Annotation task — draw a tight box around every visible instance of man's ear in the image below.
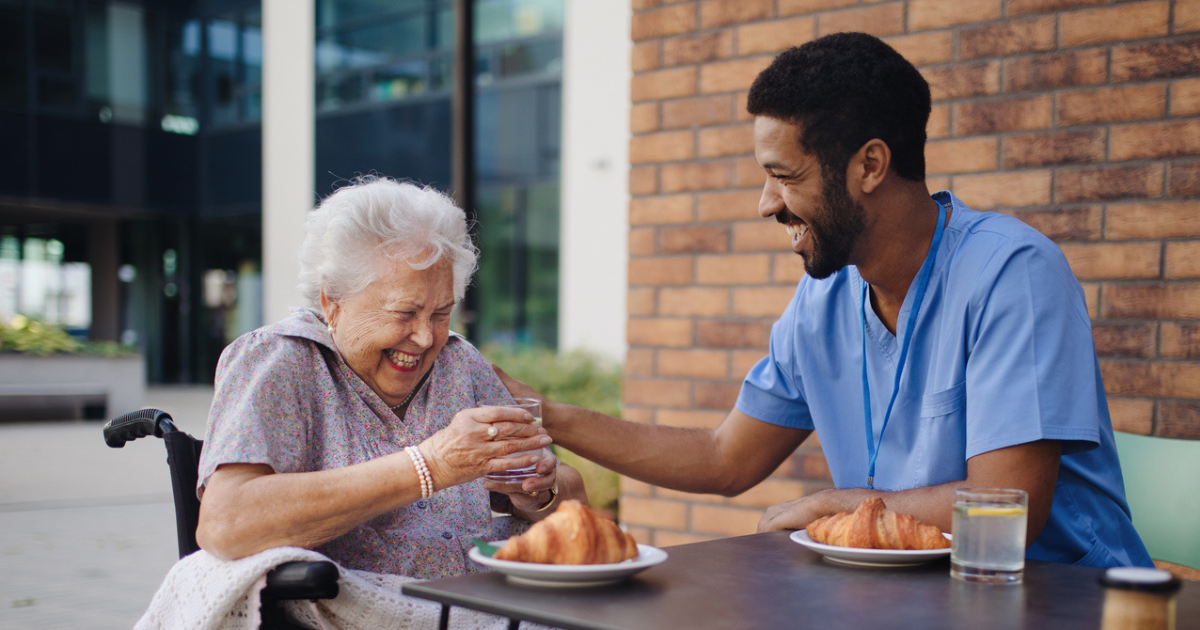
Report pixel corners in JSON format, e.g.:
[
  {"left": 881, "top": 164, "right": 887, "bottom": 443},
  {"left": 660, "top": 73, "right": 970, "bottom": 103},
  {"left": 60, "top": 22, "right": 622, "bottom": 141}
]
[{"left": 849, "top": 139, "right": 891, "bottom": 195}]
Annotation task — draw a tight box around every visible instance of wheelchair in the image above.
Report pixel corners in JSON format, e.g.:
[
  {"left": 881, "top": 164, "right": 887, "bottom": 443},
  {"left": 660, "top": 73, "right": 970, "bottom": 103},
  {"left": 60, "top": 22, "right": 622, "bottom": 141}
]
[{"left": 103, "top": 408, "right": 339, "bottom": 629}]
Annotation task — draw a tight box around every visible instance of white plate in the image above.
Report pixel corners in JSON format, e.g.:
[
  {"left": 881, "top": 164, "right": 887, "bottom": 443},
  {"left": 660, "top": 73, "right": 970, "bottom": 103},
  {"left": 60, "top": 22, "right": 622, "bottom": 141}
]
[
  {"left": 790, "top": 530, "right": 952, "bottom": 568},
  {"left": 468, "top": 542, "right": 668, "bottom": 587}
]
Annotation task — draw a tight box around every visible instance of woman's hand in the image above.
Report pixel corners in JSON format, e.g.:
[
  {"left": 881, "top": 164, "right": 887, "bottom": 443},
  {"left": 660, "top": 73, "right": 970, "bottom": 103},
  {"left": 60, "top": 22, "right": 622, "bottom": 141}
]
[{"left": 420, "top": 405, "right": 552, "bottom": 490}]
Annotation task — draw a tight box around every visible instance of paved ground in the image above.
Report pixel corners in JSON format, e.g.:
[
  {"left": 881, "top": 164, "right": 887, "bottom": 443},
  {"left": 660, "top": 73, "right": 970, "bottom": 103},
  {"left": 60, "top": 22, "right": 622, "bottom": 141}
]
[{"left": 0, "top": 386, "right": 215, "bottom": 630}]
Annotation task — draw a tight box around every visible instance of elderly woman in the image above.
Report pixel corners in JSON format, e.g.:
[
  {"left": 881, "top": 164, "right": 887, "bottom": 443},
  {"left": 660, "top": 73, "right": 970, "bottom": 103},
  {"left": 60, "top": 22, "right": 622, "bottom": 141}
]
[{"left": 195, "top": 176, "right": 585, "bottom": 580}]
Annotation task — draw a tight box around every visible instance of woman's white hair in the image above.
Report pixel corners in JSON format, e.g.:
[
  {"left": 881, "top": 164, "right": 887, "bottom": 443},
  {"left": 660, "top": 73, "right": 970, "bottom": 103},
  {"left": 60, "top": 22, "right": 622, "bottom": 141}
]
[{"left": 297, "top": 176, "right": 479, "bottom": 306}]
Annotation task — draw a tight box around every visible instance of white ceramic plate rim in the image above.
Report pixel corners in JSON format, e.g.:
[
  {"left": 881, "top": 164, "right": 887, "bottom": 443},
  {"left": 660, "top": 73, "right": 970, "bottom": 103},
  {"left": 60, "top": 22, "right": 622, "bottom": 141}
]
[
  {"left": 468, "top": 542, "right": 668, "bottom": 584},
  {"left": 790, "top": 530, "right": 952, "bottom": 566}
]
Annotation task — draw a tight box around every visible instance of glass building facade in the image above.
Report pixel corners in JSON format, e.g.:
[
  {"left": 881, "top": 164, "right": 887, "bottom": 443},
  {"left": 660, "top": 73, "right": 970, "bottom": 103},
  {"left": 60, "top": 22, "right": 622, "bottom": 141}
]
[{"left": 0, "top": 0, "right": 563, "bottom": 383}]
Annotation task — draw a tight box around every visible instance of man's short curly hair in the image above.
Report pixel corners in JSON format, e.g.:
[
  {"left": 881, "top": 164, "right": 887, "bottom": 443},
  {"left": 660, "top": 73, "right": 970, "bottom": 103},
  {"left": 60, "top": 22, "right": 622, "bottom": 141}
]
[{"left": 746, "top": 32, "right": 931, "bottom": 182}]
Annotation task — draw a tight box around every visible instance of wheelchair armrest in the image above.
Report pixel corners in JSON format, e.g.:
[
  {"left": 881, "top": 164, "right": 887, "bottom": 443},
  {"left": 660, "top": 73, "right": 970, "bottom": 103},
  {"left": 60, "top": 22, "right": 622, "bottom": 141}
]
[{"left": 262, "top": 561, "right": 340, "bottom": 602}]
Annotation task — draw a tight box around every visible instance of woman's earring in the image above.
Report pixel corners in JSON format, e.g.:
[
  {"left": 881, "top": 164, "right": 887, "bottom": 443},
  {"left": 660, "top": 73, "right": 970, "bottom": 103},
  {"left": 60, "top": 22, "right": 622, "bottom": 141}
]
[{"left": 327, "top": 325, "right": 335, "bottom": 336}]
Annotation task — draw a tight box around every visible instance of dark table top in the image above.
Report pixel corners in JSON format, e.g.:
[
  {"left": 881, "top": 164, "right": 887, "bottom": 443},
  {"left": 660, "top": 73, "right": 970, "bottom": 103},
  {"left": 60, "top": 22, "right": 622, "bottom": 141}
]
[{"left": 403, "top": 531, "right": 1200, "bottom": 630}]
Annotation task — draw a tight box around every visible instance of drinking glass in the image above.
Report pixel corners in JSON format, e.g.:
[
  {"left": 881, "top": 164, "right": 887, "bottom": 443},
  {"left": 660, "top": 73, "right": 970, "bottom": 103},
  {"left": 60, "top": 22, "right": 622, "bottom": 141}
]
[
  {"left": 479, "top": 397, "right": 543, "bottom": 481},
  {"left": 951, "top": 487, "right": 1028, "bottom": 584}
]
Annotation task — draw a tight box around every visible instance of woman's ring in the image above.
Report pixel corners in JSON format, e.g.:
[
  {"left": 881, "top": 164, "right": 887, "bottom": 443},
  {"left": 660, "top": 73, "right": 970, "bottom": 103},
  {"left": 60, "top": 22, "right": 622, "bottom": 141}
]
[
  {"left": 529, "top": 490, "right": 538, "bottom": 497},
  {"left": 486, "top": 426, "right": 499, "bottom": 439}
]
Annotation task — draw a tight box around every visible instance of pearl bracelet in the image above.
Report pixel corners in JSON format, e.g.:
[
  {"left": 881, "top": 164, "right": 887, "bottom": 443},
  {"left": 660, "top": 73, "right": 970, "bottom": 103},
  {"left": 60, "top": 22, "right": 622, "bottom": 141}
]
[{"left": 405, "top": 445, "right": 434, "bottom": 499}]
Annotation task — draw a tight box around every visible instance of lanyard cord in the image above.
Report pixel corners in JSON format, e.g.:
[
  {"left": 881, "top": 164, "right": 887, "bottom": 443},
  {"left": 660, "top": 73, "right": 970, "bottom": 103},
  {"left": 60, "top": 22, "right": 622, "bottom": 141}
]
[{"left": 860, "top": 200, "right": 947, "bottom": 489}]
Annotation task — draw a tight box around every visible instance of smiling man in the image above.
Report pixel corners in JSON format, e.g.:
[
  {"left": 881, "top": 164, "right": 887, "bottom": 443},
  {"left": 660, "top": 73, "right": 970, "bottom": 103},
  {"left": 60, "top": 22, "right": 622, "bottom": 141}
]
[{"left": 499, "top": 32, "right": 1152, "bottom": 568}]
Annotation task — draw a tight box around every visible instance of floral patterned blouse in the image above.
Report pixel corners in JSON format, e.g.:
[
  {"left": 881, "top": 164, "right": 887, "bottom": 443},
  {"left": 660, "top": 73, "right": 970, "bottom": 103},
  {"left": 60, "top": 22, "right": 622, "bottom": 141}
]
[{"left": 197, "top": 308, "right": 528, "bottom": 580}]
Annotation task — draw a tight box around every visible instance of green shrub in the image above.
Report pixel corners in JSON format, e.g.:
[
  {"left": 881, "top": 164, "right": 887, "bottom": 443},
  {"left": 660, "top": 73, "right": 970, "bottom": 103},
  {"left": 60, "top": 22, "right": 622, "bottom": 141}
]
[
  {"left": 481, "top": 344, "right": 622, "bottom": 513},
  {"left": 0, "top": 315, "right": 138, "bottom": 357}
]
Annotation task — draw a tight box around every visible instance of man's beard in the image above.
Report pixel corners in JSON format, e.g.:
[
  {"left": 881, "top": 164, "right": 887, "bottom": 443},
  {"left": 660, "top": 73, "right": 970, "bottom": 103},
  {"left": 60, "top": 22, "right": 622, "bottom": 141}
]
[{"left": 784, "top": 170, "right": 866, "bottom": 280}]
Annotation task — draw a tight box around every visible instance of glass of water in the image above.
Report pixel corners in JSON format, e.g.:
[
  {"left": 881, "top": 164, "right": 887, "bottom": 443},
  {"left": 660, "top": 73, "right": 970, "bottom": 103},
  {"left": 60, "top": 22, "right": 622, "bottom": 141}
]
[
  {"left": 479, "top": 397, "right": 544, "bottom": 481},
  {"left": 951, "top": 487, "right": 1028, "bottom": 584}
]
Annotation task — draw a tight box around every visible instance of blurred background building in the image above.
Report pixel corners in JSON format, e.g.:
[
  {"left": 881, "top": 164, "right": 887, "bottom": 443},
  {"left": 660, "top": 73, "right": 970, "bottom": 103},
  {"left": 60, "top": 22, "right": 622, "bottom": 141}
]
[{"left": 0, "top": 0, "right": 629, "bottom": 384}]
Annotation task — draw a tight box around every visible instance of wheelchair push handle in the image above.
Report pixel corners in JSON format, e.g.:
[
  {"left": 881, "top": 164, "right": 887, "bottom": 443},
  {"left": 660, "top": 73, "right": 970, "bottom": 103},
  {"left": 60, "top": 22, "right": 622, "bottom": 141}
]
[{"left": 103, "top": 408, "right": 178, "bottom": 448}]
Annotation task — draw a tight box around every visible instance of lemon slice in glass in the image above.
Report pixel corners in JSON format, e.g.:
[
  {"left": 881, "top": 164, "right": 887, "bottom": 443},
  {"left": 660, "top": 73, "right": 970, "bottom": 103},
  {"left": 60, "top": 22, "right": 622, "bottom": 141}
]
[{"left": 966, "top": 505, "right": 1026, "bottom": 516}]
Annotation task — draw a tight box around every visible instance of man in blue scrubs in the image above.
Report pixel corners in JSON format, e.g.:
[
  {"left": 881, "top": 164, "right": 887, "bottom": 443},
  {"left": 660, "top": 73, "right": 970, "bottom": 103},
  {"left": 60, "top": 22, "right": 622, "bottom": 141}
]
[{"left": 499, "top": 32, "right": 1151, "bottom": 567}]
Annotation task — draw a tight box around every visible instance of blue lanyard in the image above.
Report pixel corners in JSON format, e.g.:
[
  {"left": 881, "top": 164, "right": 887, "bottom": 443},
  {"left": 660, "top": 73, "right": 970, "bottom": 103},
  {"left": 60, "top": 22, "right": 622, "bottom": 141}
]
[{"left": 859, "top": 200, "right": 947, "bottom": 489}]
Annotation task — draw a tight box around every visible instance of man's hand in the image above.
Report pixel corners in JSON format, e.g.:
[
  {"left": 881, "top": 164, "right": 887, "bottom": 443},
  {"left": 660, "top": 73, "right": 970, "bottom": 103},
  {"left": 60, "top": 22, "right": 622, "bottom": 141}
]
[
  {"left": 492, "top": 363, "right": 545, "bottom": 406},
  {"left": 757, "top": 488, "right": 871, "bottom": 532}
]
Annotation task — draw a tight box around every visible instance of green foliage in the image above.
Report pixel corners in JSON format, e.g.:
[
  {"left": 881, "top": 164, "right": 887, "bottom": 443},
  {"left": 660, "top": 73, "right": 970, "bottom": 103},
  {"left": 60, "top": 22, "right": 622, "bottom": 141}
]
[
  {"left": 481, "top": 344, "right": 623, "bottom": 513},
  {"left": 0, "top": 316, "right": 138, "bottom": 357}
]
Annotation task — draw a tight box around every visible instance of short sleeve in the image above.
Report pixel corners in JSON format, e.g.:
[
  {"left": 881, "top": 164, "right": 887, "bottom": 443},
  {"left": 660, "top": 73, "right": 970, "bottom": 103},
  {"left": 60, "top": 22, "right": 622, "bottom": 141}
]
[
  {"left": 197, "top": 331, "right": 315, "bottom": 494},
  {"left": 964, "top": 243, "right": 1102, "bottom": 459},
  {"left": 735, "top": 295, "right": 814, "bottom": 430}
]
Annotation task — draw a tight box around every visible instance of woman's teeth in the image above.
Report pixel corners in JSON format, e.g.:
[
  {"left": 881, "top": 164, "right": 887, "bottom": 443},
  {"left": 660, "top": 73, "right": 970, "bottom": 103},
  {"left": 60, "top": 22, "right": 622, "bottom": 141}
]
[{"left": 384, "top": 349, "right": 420, "bottom": 368}]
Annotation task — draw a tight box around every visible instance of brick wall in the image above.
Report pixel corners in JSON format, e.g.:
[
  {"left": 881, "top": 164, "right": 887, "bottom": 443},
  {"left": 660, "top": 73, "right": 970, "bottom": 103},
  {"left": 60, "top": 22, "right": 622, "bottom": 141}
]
[{"left": 621, "top": 0, "right": 1200, "bottom": 546}]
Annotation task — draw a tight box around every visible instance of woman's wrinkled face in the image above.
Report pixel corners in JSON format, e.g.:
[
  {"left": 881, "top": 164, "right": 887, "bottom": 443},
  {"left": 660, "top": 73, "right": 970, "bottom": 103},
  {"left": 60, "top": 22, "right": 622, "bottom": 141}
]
[{"left": 322, "top": 255, "right": 455, "bottom": 408}]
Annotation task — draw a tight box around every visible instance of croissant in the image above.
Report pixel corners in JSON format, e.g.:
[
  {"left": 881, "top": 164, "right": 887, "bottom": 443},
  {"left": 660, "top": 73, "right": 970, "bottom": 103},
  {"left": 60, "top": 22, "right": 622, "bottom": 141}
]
[
  {"left": 494, "top": 499, "right": 640, "bottom": 564},
  {"left": 806, "top": 497, "right": 950, "bottom": 550}
]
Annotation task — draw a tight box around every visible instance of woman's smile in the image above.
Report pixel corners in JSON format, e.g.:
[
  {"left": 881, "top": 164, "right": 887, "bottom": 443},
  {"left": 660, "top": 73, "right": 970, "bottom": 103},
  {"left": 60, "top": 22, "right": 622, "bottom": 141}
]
[{"left": 384, "top": 348, "right": 422, "bottom": 371}]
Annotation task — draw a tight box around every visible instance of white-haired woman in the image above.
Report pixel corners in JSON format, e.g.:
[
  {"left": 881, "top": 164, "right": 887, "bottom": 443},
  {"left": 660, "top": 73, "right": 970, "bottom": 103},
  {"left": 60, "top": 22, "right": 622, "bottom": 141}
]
[{"left": 195, "top": 176, "right": 585, "bottom": 580}]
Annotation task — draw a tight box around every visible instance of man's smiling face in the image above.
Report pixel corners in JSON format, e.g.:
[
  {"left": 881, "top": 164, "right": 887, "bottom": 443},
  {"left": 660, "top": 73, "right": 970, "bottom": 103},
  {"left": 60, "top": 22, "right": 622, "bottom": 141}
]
[{"left": 753, "top": 116, "right": 866, "bottom": 280}]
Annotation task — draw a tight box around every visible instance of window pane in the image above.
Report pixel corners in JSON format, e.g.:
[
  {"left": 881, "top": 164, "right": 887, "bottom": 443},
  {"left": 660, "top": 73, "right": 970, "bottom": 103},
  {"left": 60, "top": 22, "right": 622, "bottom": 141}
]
[
  {"left": 34, "top": 0, "right": 75, "bottom": 74},
  {"left": 317, "top": 0, "right": 425, "bottom": 30},
  {"left": 162, "top": 19, "right": 202, "bottom": 120},
  {"left": 475, "top": 0, "right": 563, "bottom": 45},
  {"left": 208, "top": 19, "right": 239, "bottom": 126},
  {"left": 0, "top": 3, "right": 28, "bottom": 105}
]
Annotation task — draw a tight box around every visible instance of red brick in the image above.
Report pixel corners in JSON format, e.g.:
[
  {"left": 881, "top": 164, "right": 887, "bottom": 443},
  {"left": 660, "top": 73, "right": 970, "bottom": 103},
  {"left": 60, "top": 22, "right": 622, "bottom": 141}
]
[
  {"left": 1107, "top": 202, "right": 1200, "bottom": 239},
  {"left": 630, "top": 166, "right": 659, "bottom": 197},
  {"left": 1082, "top": 282, "right": 1100, "bottom": 318},
  {"left": 691, "top": 504, "right": 761, "bottom": 536},
  {"left": 620, "top": 496, "right": 688, "bottom": 529},
  {"left": 658, "top": 349, "right": 729, "bottom": 379},
  {"left": 1059, "top": 1, "right": 1169, "bottom": 48},
  {"left": 952, "top": 171, "right": 1052, "bottom": 208},
  {"left": 632, "top": 5, "right": 696, "bottom": 41},
  {"left": 1100, "top": 361, "right": 1200, "bottom": 399},
  {"left": 1060, "top": 242, "right": 1161, "bottom": 280},
  {"left": 927, "top": 104, "right": 950, "bottom": 139},
  {"left": 620, "top": 474, "right": 652, "bottom": 497},
  {"left": 1055, "top": 165, "right": 1164, "bottom": 203},
  {"left": 628, "top": 287, "right": 656, "bottom": 316},
  {"left": 1112, "top": 40, "right": 1200, "bottom": 82},
  {"left": 659, "top": 287, "right": 730, "bottom": 316},
  {"left": 1166, "top": 242, "right": 1200, "bottom": 279},
  {"left": 1161, "top": 322, "right": 1200, "bottom": 358},
  {"left": 631, "top": 67, "right": 697, "bottom": 102},
  {"left": 907, "top": 0, "right": 1001, "bottom": 31},
  {"left": 727, "top": 478, "right": 806, "bottom": 509},
  {"left": 629, "top": 256, "right": 694, "bottom": 286},
  {"left": 736, "top": 17, "right": 816, "bottom": 56},
  {"left": 694, "top": 381, "right": 741, "bottom": 409},
  {"left": 1110, "top": 120, "right": 1200, "bottom": 161},
  {"left": 622, "top": 407, "right": 654, "bottom": 424},
  {"left": 630, "top": 194, "right": 694, "bottom": 225},
  {"left": 656, "top": 409, "right": 728, "bottom": 429},
  {"left": 1057, "top": 84, "right": 1167, "bottom": 126},
  {"left": 627, "top": 317, "right": 694, "bottom": 347},
  {"left": 699, "top": 57, "right": 774, "bottom": 94},
  {"left": 1180, "top": 0, "right": 1200, "bottom": 34},
  {"left": 779, "top": 0, "right": 857, "bottom": 16},
  {"left": 1015, "top": 206, "right": 1102, "bottom": 241},
  {"left": 1007, "top": 0, "right": 1106, "bottom": 16},
  {"left": 1157, "top": 402, "right": 1200, "bottom": 440},
  {"left": 1092, "top": 323, "right": 1157, "bottom": 359},
  {"left": 734, "top": 157, "right": 767, "bottom": 188},
  {"left": 696, "top": 320, "right": 771, "bottom": 348},
  {"left": 631, "top": 103, "right": 660, "bottom": 134},
  {"left": 699, "top": 0, "right": 773, "bottom": 29},
  {"left": 1001, "top": 129, "right": 1106, "bottom": 168},
  {"left": 653, "top": 530, "right": 717, "bottom": 548},
  {"left": 817, "top": 3, "right": 906, "bottom": 37},
  {"left": 732, "top": 220, "right": 790, "bottom": 252},
  {"left": 630, "top": 131, "right": 695, "bottom": 164},
  {"left": 1169, "top": 162, "right": 1200, "bottom": 197},
  {"left": 773, "top": 253, "right": 806, "bottom": 284},
  {"left": 698, "top": 124, "right": 755, "bottom": 158},
  {"left": 1108, "top": 398, "right": 1154, "bottom": 435},
  {"left": 1004, "top": 50, "right": 1108, "bottom": 92},
  {"left": 631, "top": 41, "right": 661, "bottom": 73},
  {"left": 733, "top": 287, "right": 796, "bottom": 317},
  {"left": 923, "top": 62, "right": 1002, "bottom": 100},
  {"left": 625, "top": 348, "right": 656, "bottom": 376},
  {"left": 884, "top": 32, "right": 954, "bottom": 67},
  {"left": 629, "top": 227, "right": 657, "bottom": 257},
  {"left": 697, "top": 253, "right": 771, "bottom": 284},
  {"left": 662, "top": 31, "right": 735, "bottom": 67},
  {"left": 925, "top": 138, "right": 998, "bottom": 174},
  {"left": 959, "top": 17, "right": 1056, "bottom": 60},
  {"left": 698, "top": 190, "right": 762, "bottom": 221},
  {"left": 735, "top": 92, "right": 753, "bottom": 122},
  {"left": 1171, "top": 78, "right": 1200, "bottom": 116},
  {"left": 660, "top": 225, "right": 730, "bottom": 253},
  {"left": 953, "top": 96, "right": 1052, "bottom": 135},
  {"left": 661, "top": 161, "right": 732, "bottom": 193},
  {"left": 732, "top": 349, "right": 768, "bottom": 377},
  {"left": 1101, "top": 283, "right": 1200, "bottom": 319},
  {"left": 661, "top": 95, "right": 734, "bottom": 129}
]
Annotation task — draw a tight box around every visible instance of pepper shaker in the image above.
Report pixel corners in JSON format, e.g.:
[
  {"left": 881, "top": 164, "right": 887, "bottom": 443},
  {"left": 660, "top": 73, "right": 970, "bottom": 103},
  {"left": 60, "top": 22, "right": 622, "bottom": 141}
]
[{"left": 1099, "top": 567, "right": 1182, "bottom": 630}]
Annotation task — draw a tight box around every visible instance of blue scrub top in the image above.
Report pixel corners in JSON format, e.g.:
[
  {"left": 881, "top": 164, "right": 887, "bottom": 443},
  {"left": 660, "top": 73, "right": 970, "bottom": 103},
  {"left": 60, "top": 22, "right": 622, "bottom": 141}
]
[{"left": 737, "top": 191, "right": 1152, "bottom": 568}]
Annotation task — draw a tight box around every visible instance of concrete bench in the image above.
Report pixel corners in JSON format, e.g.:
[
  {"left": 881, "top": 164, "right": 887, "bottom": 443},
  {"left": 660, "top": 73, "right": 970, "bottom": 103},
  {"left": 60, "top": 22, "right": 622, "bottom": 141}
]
[{"left": 0, "top": 383, "right": 109, "bottom": 420}]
